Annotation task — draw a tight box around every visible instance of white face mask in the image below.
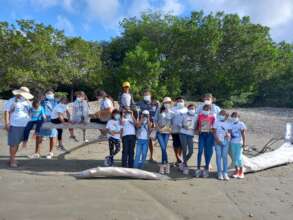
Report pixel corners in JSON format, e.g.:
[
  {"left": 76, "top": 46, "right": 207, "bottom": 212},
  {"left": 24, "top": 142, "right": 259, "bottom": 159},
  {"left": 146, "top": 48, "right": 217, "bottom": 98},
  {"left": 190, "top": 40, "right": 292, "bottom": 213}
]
[
  {"left": 188, "top": 109, "right": 195, "bottom": 115},
  {"left": 76, "top": 97, "right": 84, "bottom": 102},
  {"left": 204, "top": 99, "right": 212, "bottom": 105},
  {"left": 164, "top": 103, "right": 171, "bottom": 109},
  {"left": 177, "top": 102, "right": 185, "bottom": 108},
  {"left": 231, "top": 117, "right": 239, "bottom": 123},
  {"left": 143, "top": 95, "right": 151, "bottom": 102},
  {"left": 46, "top": 94, "right": 54, "bottom": 100},
  {"left": 17, "top": 96, "right": 25, "bottom": 102}
]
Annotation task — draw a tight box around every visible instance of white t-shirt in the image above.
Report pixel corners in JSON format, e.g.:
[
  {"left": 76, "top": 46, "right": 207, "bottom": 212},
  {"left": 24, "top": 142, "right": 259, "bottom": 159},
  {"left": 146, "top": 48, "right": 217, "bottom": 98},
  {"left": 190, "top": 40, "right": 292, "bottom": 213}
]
[
  {"left": 213, "top": 120, "right": 231, "bottom": 142},
  {"left": 171, "top": 106, "right": 188, "bottom": 133},
  {"left": 122, "top": 117, "right": 136, "bottom": 136},
  {"left": 180, "top": 113, "right": 198, "bottom": 136},
  {"left": 4, "top": 97, "right": 31, "bottom": 127},
  {"left": 72, "top": 100, "right": 89, "bottom": 122},
  {"left": 100, "top": 98, "right": 113, "bottom": 110},
  {"left": 51, "top": 103, "right": 69, "bottom": 120},
  {"left": 106, "top": 119, "right": 122, "bottom": 140},
  {"left": 121, "top": 93, "right": 131, "bottom": 108},
  {"left": 230, "top": 121, "right": 247, "bottom": 144},
  {"left": 136, "top": 121, "right": 149, "bottom": 140}
]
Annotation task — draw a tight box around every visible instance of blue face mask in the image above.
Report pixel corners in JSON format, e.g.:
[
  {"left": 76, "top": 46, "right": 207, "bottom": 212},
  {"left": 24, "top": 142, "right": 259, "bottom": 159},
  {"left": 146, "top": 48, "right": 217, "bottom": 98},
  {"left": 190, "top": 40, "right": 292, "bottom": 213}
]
[
  {"left": 219, "top": 115, "right": 225, "bottom": 121},
  {"left": 114, "top": 114, "right": 121, "bottom": 120},
  {"left": 202, "top": 110, "right": 209, "bottom": 116}
]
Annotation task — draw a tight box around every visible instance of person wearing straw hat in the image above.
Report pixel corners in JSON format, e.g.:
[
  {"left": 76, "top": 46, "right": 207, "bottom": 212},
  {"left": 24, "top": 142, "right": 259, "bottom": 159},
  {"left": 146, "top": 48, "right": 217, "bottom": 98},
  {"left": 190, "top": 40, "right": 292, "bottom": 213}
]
[
  {"left": 118, "top": 81, "right": 136, "bottom": 111},
  {"left": 154, "top": 97, "right": 175, "bottom": 174},
  {"left": 3, "top": 86, "right": 33, "bottom": 168}
]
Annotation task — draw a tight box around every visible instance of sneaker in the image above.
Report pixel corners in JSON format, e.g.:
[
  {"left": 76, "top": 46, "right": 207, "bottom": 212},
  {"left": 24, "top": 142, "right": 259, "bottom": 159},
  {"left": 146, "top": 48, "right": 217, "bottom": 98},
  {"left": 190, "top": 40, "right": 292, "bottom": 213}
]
[
  {"left": 218, "top": 173, "right": 224, "bottom": 180},
  {"left": 104, "top": 156, "right": 111, "bottom": 166},
  {"left": 84, "top": 139, "right": 89, "bottom": 143},
  {"left": 194, "top": 169, "right": 201, "bottom": 178},
  {"left": 28, "top": 153, "right": 41, "bottom": 159},
  {"left": 223, "top": 173, "right": 230, "bottom": 181},
  {"left": 57, "top": 145, "right": 68, "bottom": 152},
  {"left": 165, "top": 163, "right": 170, "bottom": 174},
  {"left": 202, "top": 169, "right": 209, "bottom": 178},
  {"left": 238, "top": 168, "right": 245, "bottom": 179},
  {"left": 232, "top": 170, "right": 239, "bottom": 178},
  {"left": 159, "top": 164, "right": 165, "bottom": 174},
  {"left": 46, "top": 152, "right": 54, "bottom": 159},
  {"left": 179, "top": 163, "right": 184, "bottom": 171},
  {"left": 183, "top": 166, "right": 189, "bottom": 175}
]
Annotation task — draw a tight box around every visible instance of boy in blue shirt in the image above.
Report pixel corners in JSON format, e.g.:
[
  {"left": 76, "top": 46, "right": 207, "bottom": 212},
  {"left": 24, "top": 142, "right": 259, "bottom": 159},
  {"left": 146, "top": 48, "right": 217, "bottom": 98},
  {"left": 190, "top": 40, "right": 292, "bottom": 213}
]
[{"left": 22, "top": 99, "right": 46, "bottom": 148}]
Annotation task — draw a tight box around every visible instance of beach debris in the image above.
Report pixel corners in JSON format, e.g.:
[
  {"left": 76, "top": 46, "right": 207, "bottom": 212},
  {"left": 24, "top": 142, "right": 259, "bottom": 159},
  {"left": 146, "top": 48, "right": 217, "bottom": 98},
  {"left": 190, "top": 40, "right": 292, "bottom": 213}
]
[{"left": 72, "top": 166, "right": 169, "bottom": 180}]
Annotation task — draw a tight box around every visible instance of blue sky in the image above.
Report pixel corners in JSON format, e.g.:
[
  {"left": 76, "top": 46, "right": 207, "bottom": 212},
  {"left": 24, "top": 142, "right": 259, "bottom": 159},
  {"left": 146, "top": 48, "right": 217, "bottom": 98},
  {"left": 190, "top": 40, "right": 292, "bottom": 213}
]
[{"left": 0, "top": 0, "right": 292, "bottom": 42}]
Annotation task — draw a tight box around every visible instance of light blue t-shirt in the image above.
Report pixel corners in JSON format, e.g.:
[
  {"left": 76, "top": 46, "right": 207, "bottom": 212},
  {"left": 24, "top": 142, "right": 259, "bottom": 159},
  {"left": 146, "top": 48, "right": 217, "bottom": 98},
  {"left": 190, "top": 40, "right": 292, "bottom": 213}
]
[{"left": 30, "top": 106, "right": 45, "bottom": 121}]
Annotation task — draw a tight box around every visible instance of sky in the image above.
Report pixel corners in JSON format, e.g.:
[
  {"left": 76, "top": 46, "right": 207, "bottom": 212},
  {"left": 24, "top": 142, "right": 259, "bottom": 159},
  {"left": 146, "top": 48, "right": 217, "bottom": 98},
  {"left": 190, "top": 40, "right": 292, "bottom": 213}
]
[{"left": 0, "top": 0, "right": 292, "bottom": 43}]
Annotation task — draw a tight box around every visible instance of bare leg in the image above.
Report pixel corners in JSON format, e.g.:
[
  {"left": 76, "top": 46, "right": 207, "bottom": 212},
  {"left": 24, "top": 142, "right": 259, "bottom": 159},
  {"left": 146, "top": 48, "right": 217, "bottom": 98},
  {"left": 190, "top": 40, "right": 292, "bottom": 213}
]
[
  {"left": 49, "top": 137, "right": 56, "bottom": 152},
  {"left": 9, "top": 145, "right": 18, "bottom": 166},
  {"left": 35, "top": 136, "right": 42, "bottom": 154},
  {"left": 149, "top": 139, "right": 154, "bottom": 160}
]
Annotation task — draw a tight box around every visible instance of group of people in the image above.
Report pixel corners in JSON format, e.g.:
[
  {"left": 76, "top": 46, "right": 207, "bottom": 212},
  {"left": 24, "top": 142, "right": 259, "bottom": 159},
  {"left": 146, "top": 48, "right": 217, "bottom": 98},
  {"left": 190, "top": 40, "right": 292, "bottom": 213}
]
[{"left": 3, "top": 83, "right": 247, "bottom": 181}]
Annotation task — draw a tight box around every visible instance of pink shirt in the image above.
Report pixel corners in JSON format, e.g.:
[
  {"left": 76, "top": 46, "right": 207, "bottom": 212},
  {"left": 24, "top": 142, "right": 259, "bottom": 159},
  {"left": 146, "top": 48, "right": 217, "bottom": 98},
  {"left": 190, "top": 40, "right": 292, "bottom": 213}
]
[{"left": 197, "top": 113, "right": 215, "bottom": 132}]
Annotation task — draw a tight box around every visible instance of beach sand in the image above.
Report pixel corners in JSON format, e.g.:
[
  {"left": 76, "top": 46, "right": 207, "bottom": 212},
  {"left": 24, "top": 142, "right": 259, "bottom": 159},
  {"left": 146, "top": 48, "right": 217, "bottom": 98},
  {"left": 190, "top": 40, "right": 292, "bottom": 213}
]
[{"left": 1, "top": 100, "right": 293, "bottom": 220}]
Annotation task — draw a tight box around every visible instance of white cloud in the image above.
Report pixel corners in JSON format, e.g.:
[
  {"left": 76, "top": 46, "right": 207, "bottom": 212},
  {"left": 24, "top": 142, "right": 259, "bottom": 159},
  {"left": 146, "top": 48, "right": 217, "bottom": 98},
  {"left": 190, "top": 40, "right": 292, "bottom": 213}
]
[
  {"left": 85, "top": 0, "right": 120, "bottom": 29},
  {"left": 127, "top": 0, "right": 153, "bottom": 17},
  {"left": 161, "top": 0, "right": 184, "bottom": 16},
  {"left": 187, "top": 0, "right": 293, "bottom": 42},
  {"left": 56, "top": 15, "right": 75, "bottom": 35},
  {"left": 30, "top": 0, "right": 74, "bottom": 12}
]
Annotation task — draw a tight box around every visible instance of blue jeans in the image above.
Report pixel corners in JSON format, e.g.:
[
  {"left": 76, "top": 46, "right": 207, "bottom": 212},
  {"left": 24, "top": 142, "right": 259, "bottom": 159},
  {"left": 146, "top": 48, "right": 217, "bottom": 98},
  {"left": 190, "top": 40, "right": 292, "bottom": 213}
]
[
  {"left": 23, "top": 120, "right": 44, "bottom": 142},
  {"left": 157, "top": 132, "right": 169, "bottom": 164},
  {"left": 134, "top": 139, "right": 149, "bottom": 169},
  {"left": 215, "top": 140, "right": 229, "bottom": 175},
  {"left": 179, "top": 134, "right": 194, "bottom": 165},
  {"left": 197, "top": 132, "right": 214, "bottom": 170}
]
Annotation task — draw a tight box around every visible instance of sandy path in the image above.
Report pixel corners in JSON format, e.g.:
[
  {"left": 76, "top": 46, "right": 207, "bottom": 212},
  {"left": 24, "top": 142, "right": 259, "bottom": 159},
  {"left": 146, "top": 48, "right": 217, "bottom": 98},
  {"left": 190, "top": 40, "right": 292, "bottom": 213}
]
[{"left": 1, "top": 100, "right": 293, "bottom": 219}]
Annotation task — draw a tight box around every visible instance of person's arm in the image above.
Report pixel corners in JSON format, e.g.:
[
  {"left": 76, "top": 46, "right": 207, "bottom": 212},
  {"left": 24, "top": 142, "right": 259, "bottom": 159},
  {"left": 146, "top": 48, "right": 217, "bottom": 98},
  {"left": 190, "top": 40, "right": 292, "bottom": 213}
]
[
  {"left": 58, "top": 112, "right": 66, "bottom": 123},
  {"left": 4, "top": 111, "right": 10, "bottom": 131},
  {"left": 241, "top": 129, "right": 247, "bottom": 148}
]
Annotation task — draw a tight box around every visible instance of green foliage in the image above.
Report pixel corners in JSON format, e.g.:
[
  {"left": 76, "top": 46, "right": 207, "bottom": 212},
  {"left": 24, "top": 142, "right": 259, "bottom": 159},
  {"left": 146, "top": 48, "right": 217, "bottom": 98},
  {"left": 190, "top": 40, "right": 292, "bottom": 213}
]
[{"left": 1, "top": 12, "right": 293, "bottom": 107}]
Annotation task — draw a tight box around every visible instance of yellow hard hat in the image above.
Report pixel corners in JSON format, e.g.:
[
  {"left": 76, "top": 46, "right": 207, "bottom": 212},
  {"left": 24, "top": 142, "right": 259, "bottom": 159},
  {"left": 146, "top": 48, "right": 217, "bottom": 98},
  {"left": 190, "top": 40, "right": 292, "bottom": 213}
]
[{"left": 122, "top": 81, "right": 130, "bottom": 88}]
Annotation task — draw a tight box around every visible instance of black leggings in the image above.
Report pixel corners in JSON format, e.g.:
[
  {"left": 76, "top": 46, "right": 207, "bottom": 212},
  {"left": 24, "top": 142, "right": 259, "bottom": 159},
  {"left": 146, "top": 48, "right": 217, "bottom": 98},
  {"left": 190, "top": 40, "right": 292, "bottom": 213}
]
[
  {"left": 108, "top": 137, "right": 121, "bottom": 157},
  {"left": 90, "top": 118, "right": 107, "bottom": 124},
  {"left": 51, "top": 118, "right": 69, "bottom": 141}
]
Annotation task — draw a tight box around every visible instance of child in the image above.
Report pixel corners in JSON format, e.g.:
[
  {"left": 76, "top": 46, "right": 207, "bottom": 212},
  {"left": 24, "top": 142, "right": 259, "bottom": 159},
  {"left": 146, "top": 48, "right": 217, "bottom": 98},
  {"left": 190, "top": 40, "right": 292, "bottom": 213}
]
[
  {"left": 105, "top": 109, "right": 122, "bottom": 166},
  {"left": 118, "top": 81, "right": 135, "bottom": 111},
  {"left": 213, "top": 110, "right": 231, "bottom": 180},
  {"left": 22, "top": 99, "right": 46, "bottom": 148},
  {"left": 72, "top": 91, "right": 90, "bottom": 143},
  {"left": 195, "top": 104, "right": 215, "bottom": 178},
  {"left": 154, "top": 97, "right": 175, "bottom": 174},
  {"left": 51, "top": 97, "right": 75, "bottom": 150},
  {"left": 121, "top": 108, "right": 137, "bottom": 168},
  {"left": 179, "top": 104, "right": 197, "bottom": 175},
  {"left": 229, "top": 112, "right": 247, "bottom": 179},
  {"left": 134, "top": 110, "right": 151, "bottom": 169}
]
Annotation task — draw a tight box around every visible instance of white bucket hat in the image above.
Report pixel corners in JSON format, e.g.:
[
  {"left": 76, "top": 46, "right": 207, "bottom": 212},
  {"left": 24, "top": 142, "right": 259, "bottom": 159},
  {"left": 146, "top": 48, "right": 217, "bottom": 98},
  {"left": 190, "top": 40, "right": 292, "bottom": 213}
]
[
  {"left": 12, "top": 86, "right": 34, "bottom": 100},
  {"left": 163, "top": 97, "right": 172, "bottom": 103},
  {"left": 142, "top": 110, "right": 150, "bottom": 115}
]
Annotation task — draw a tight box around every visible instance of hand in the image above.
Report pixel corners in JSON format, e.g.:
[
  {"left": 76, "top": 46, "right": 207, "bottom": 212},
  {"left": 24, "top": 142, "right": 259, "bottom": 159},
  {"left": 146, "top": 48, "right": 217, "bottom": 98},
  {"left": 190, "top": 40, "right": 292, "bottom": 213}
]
[
  {"left": 215, "top": 139, "right": 222, "bottom": 145},
  {"left": 4, "top": 123, "right": 10, "bottom": 132}
]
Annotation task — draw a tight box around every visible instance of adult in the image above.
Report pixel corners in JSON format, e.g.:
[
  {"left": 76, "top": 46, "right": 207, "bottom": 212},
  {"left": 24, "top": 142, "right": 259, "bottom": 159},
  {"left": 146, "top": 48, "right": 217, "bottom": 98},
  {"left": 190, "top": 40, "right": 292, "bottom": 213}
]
[
  {"left": 118, "top": 81, "right": 135, "bottom": 111},
  {"left": 171, "top": 97, "right": 188, "bottom": 166},
  {"left": 90, "top": 90, "right": 114, "bottom": 138},
  {"left": 90, "top": 90, "right": 114, "bottom": 124},
  {"left": 4, "top": 86, "right": 33, "bottom": 167},
  {"left": 196, "top": 93, "right": 221, "bottom": 120},
  {"left": 136, "top": 89, "right": 157, "bottom": 161},
  {"left": 32, "top": 90, "right": 59, "bottom": 159},
  {"left": 154, "top": 97, "right": 175, "bottom": 175}
]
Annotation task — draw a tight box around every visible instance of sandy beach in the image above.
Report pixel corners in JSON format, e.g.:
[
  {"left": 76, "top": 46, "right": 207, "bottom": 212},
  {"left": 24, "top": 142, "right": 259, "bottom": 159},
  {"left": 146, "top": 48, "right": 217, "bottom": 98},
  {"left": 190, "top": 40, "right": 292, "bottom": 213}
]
[{"left": 1, "top": 100, "right": 293, "bottom": 220}]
